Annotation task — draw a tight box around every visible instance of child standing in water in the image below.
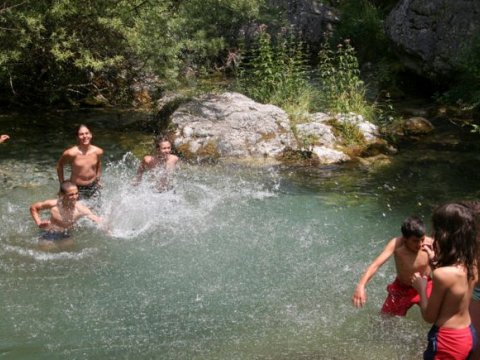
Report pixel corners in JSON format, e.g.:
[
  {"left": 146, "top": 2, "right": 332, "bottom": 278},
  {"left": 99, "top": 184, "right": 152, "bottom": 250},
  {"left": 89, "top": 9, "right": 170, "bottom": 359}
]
[
  {"left": 133, "top": 137, "right": 178, "bottom": 192},
  {"left": 352, "top": 216, "right": 434, "bottom": 316},
  {"left": 57, "top": 124, "right": 103, "bottom": 201},
  {"left": 412, "top": 203, "right": 478, "bottom": 360}
]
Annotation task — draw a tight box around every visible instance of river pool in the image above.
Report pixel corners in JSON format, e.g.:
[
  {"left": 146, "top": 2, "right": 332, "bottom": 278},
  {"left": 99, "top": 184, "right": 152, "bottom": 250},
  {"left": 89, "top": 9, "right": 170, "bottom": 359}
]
[{"left": 1, "top": 110, "right": 480, "bottom": 359}]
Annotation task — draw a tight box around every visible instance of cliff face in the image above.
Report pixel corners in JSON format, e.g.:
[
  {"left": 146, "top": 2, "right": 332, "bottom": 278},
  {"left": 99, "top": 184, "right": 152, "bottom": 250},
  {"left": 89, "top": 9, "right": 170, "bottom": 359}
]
[
  {"left": 268, "top": 0, "right": 339, "bottom": 50},
  {"left": 385, "top": 0, "right": 480, "bottom": 79}
]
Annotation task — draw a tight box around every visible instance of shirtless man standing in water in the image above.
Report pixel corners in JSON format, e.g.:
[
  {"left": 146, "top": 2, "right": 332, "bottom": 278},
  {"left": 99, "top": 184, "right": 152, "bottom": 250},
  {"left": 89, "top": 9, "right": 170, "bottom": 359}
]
[
  {"left": 30, "top": 181, "right": 103, "bottom": 249},
  {"left": 57, "top": 125, "right": 104, "bottom": 200},
  {"left": 133, "top": 138, "right": 179, "bottom": 191}
]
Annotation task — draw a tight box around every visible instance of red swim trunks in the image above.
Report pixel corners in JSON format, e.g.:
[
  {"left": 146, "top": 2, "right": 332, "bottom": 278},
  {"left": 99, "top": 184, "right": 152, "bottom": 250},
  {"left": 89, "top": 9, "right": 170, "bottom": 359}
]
[
  {"left": 424, "top": 324, "right": 477, "bottom": 360},
  {"left": 380, "top": 277, "right": 433, "bottom": 316}
]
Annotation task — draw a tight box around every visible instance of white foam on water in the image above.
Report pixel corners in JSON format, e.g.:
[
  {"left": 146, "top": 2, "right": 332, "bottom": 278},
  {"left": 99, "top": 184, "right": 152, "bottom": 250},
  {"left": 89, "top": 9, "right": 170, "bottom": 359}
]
[{"left": 3, "top": 244, "right": 98, "bottom": 261}]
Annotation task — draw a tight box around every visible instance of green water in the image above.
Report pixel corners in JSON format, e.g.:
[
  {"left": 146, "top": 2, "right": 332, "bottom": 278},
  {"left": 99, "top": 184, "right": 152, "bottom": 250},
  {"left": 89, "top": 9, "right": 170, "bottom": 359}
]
[{"left": 1, "top": 111, "right": 480, "bottom": 359}]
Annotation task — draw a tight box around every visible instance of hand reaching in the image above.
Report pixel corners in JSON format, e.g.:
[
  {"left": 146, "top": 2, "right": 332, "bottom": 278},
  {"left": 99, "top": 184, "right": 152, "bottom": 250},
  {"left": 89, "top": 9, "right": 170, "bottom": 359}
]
[
  {"left": 352, "top": 286, "right": 367, "bottom": 308},
  {"left": 411, "top": 272, "right": 428, "bottom": 292}
]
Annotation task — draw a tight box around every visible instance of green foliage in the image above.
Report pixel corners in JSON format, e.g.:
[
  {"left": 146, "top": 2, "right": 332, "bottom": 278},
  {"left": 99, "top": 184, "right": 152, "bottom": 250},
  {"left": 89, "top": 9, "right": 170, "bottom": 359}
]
[
  {"left": 0, "top": 0, "right": 269, "bottom": 105},
  {"left": 333, "top": 0, "right": 403, "bottom": 98},
  {"left": 316, "top": 39, "right": 375, "bottom": 119},
  {"left": 0, "top": 0, "right": 134, "bottom": 104},
  {"left": 236, "top": 27, "right": 315, "bottom": 122}
]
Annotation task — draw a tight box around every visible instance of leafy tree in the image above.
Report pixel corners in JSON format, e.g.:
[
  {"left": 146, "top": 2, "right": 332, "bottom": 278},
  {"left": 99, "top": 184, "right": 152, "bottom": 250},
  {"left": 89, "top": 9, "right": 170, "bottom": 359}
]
[
  {"left": 0, "top": 0, "right": 268, "bottom": 105},
  {"left": 0, "top": 0, "right": 137, "bottom": 104}
]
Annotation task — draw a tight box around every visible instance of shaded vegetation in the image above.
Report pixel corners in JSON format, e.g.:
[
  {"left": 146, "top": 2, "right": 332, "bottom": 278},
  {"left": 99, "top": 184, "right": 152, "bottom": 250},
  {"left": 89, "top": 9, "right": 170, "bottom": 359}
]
[{"left": 0, "top": 0, "right": 479, "bottom": 121}]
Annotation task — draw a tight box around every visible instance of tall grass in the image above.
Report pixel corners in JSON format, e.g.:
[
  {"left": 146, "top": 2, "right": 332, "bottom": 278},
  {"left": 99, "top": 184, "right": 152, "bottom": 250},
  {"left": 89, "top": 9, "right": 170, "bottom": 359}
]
[
  {"left": 236, "top": 27, "right": 316, "bottom": 124},
  {"left": 315, "top": 39, "right": 375, "bottom": 119},
  {"left": 237, "top": 27, "right": 378, "bottom": 142}
]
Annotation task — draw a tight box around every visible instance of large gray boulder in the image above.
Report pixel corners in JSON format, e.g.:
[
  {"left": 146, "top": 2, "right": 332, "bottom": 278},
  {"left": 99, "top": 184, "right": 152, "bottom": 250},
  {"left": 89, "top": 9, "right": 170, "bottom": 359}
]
[
  {"left": 169, "top": 93, "right": 388, "bottom": 166},
  {"left": 385, "top": 0, "right": 480, "bottom": 77},
  {"left": 171, "top": 92, "right": 296, "bottom": 163}
]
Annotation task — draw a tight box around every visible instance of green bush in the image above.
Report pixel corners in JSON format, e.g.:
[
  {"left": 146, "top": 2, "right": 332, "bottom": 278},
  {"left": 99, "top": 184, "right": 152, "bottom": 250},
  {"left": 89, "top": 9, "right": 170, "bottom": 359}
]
[
  {"left": 315, "top": 39, "right": 375, "bottom": 119},
  {"left": 236, "top": 27, "right": 315, "bottom": 123}
]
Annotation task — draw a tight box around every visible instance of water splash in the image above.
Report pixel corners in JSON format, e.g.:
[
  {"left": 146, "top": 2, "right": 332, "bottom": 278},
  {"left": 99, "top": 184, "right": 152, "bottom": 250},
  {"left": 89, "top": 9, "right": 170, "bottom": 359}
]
[{"left": 100, "top": 153, "right": 279, "bottom": 240}]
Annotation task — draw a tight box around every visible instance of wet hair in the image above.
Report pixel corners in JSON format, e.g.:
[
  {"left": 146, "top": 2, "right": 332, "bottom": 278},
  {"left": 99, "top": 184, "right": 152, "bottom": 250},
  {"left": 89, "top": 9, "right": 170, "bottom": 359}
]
[
  {"left": 75, "top": 124, "right": 91, "bottom": 137},
  {"left": 155, "top": 136, "right": 171, "bottom": 148},
  {"left": 59, "top": 181, "right": 77, "bottom": 195},
  {"left": 459, "top": 200, "right": 480, "bottom": 214},
  {"left": 457, "top": 200, "right": 480, "bottom": 265},
  {"left": 400, "top": 216, "right": 426, "bottom": 238},
  {"left": 432, "top": 202, "right": 477, "bottom": 280}
]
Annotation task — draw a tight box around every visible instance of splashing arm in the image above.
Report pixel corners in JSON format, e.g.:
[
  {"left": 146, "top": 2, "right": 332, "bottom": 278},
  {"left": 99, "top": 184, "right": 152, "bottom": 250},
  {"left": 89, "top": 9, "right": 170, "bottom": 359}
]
[
  {"left": 29, "top": 199, "right": 56, "bottom": 228},
  {"left": 77, "top": 203, "right": 111, "bottom": 235},
  {"left": 132, "top": 155, "right": 152, "bottom": 186},
  {"left": 352, "top": 237, "right": 398, "bottom": 308}
]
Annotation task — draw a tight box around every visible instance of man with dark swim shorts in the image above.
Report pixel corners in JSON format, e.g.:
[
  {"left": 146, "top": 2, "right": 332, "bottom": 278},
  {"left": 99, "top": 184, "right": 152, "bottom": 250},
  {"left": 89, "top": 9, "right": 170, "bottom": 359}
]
[
  {"left": 30, "top": 181, "right": 104, "bottom": 249},
  {"left": 57, "top": 124, "right": 103, "bottom": 201},
  {"left": 77, "top": 179, "right": 101, "bottom": 200}
]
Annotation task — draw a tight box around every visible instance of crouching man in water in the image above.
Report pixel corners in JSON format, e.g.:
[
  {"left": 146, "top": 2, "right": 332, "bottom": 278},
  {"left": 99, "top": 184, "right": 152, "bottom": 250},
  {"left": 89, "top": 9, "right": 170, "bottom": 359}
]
[
  {"left": 29, "top": 181, "right": 104, "bottom": 250},
  {"left": 133, "top": 137, "right": 179, "bottom": 192}
]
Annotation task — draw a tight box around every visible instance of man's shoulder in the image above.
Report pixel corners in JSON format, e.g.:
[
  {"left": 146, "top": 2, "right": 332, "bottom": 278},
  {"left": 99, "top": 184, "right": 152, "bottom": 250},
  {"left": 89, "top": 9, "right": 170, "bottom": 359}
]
[
  {"left": 391, "top": 236, "right": 404, "bottom": 247},
  {"left": 142, "top": 155, "right": 156, "bottom": 165},
  {"left": 91, "top": 145, "right": 104, "bottom": 155},
  {"left": 432, "top": 266, "right": 465, "bottom": 285},
  {"left": 75, "top": 201, "right": 93, "bottom": 214},
  {"left": 61, "top": 146, "right": 78, "bottom": 157},
  {"left": 392, "top": 237, "right": 409, "bottom": 254},
  {"left": 37, "top": 198, "right": 58, "bottom": 208},
  {"left": 168, "top": 154, "right": 179, "bottom": 162}
]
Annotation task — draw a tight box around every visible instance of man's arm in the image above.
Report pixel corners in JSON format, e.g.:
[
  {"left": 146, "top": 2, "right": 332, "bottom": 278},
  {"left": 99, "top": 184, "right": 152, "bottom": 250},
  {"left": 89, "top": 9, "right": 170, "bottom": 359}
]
[
  {"left": 29, "top": 199, "right": 56, "bottom": 228},
  {"left": 77, "top": 203, "right": 111, "bottom": 234},
  {"left": 77, "top": 203, "right": 103, "bottom": 225},
  {"left": 95, "top": 148, "right": 104, "bottom": 183},
  {"left": 412, "top": 269, "right": 447, "bottom": 323},
  {"left": 165, "top": 155, "right": 178, "bottom": 172},
  {"left": 352, "top": 237, "right": 399, "bottom": 308},
  {"left": 56, "top": 151, "right": 71, "bottom": 183},
  {"left": 132, "top": 156, "right": 151, "bottom": 185},
  {"left": 0, "top": 134, "right": 10, "bottom": 143},
  {"left": 421, "top": 236, "right": 435, "bottom": 264}
]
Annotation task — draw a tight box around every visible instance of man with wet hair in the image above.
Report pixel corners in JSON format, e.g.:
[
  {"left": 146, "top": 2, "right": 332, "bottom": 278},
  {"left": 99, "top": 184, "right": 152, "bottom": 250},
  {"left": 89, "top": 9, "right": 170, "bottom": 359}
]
[
  {"left": 352, "top": 216, "right": 434, "bottom": 316},
  {"left": 30, "top": 181, "right": 103, "bottom": 249}
]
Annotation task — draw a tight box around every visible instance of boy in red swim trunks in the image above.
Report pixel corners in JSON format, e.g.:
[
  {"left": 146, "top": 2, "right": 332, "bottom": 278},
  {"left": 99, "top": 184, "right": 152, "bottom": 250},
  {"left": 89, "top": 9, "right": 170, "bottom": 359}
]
[{"left": 352, "top": 216, "right": 434, "bottom": 316}]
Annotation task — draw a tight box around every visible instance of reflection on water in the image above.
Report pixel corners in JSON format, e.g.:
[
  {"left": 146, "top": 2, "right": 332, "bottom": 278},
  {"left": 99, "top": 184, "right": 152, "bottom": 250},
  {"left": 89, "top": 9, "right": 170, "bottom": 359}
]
[{"left": 1, "top": 111, "right": 480, "bottom": 359}]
